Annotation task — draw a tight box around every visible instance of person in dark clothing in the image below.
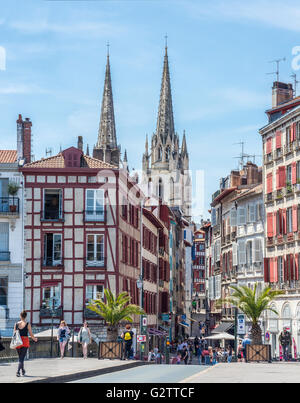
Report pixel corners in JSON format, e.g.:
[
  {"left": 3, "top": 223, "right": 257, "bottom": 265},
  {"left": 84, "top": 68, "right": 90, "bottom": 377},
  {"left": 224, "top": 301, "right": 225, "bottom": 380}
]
[
  {"left": 181, "top": 346, "right": 189, "bottom": 365},
  {"left": 194, "top": 336, "right": 200, "bottom": 357},
  {"left": 14, "top": 311, "right": 38, "bottom": 377},
  {"left": 279, "top": 328, "right": 292, "bottom": 361},
  {"left": 121, "top": 324, "right": 134, "bottom": 360}
]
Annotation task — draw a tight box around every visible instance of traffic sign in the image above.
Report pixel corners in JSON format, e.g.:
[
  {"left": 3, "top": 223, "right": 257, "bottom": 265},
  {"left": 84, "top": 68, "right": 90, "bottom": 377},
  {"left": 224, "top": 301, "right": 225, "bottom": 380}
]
[
  {"left": 237, "top": 314, "right": 246, "bottom": 335},
  {"left": 137, "top": 335, "right": 146, "bottom": 343}
]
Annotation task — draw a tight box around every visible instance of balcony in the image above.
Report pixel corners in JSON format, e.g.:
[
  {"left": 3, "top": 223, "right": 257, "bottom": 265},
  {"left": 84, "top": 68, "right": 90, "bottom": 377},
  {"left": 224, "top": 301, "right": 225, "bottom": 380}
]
[
  {"left": 84, "top": 209, "right": 105, "bottom": 222},
  {"left": 266, "top": 238, "right": 275, "bottom": 247},
  {"left": 284, "top": 143, "right": 294, "bottom": 156},
  {"left": 0, "top": 197, "right": 20, "bottom": 216},
  {"left": 40, "top": 306, "right": 63, "bottom": 318},
  {"left": 274, "top": 190, "right": 284, "bottom": 201},
  {"left": 264, "top": 192, "right": 274, "bottom": 204},
  {"left": 264, "top": 153, "right": 274, "bottom": 165},
  {"left": 86, "top": 257, "right": 106, "bottom": 268},
  {"left": 273, "top": 148, "right": 283, "bottom": 161},
  {"left": 284, "top": 184, "right": 294, "bottom": 198},
  {"left": 294, "top": 183, "right": 300, "bottom": 194},
  {"left": 0, "top": 251, "right": 10, "bottom": 261}
]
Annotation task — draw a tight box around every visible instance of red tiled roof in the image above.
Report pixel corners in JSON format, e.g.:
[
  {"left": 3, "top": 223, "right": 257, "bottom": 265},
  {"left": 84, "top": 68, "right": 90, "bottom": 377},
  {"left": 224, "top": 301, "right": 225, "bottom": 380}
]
[
  {"left": 24, "top": 153, "right": 116, "bottom": 169},
  {"left": 0, "top": 150, "right": 17, "bottom": 163}
]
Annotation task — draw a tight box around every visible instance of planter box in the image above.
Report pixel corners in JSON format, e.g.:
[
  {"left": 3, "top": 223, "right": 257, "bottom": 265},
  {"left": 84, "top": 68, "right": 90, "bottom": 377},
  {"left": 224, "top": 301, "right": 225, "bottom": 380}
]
[
  {"left": 98, "top": 341, "right": 124, "bottom": 360},
  {"left": 246, "top": 344, "right": 271, "bottom": 363}
]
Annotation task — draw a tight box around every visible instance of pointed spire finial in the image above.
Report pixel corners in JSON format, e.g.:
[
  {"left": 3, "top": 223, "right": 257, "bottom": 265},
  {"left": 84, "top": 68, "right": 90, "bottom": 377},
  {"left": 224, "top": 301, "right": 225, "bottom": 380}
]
[
  {"left": 107, "top": 41, "right": 110, "bottom": 58},
  {"left": 86, "top": 144, "right": 90, "bottom": 156},
  {"left": 165, "top": 34, "right": 168, "bottom": 50}
]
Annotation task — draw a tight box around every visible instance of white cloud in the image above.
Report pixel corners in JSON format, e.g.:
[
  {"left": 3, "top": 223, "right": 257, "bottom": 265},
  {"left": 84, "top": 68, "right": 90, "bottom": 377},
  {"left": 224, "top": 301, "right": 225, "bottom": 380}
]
[
  {"left": 10, "top": 19, "right": 127, "bottom": 38},
  {"left": 0, "top": 84, "right": 49, "bottom": 95},
  {"left": 183, "top": 0, "right": 300, "bottom": 32}
]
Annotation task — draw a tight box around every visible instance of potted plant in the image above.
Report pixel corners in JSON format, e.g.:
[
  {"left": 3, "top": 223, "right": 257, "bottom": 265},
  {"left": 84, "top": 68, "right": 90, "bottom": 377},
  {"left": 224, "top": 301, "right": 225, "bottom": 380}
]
[
  {"left": 87, "top": 288, "right": 144, "bottom": 342},
  {"left": 286, "top": 181, "right": 293, "bottom": 194},
  {"left": 7, "top": 182, "right": 20, "bottom": 212}
]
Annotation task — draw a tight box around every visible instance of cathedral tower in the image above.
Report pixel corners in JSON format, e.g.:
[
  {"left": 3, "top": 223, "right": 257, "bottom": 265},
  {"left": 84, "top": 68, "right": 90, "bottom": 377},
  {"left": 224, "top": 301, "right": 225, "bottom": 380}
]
[
  {"left": 142, "top": 45, "right": 191, "bottom": 219},
  {"left": 93, "top": 51, "right": 120, "bottom": 166}
]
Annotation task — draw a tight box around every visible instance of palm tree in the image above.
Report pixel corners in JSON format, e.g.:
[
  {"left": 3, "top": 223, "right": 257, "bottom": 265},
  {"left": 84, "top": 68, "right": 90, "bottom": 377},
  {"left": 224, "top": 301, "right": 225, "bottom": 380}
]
[
  {"left": 221, "top": 284, "right": 284, "bottom": 345},
  {"left": 87, "top": 288, "right": 144, "bottom": 341}
]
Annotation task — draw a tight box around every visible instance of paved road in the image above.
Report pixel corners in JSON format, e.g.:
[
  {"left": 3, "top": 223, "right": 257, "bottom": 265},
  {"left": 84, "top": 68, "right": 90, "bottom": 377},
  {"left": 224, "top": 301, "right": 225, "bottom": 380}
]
[
  {"left": 71, "top": 364, "right": 209, "bottom": 383},
  {"left": 181, "top": 362, "right": 300, "bottom": 383}
]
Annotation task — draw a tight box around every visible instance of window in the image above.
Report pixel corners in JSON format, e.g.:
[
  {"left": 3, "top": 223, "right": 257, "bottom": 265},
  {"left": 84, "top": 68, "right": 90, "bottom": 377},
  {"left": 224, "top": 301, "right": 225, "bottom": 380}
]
[
  {"left": 42, "top": 284, "right": 61, "bottom": 309},
  {"left": 0, "top": 222, "right": 9, "bottom": 261},
  {"left": 86, "top": 284, "right": 104, "bottom": 304},
  {"left": 85, "top": 189, "right": 104, "bottom": 221},
  {"left": 287, "top": 207, "right": 293, "bottom": 234},
  {"left": 237, "top": 207, "right": 246, "bottom": 225},
  {"left": 0, "top": 277, "right": 8, "bottom": 306},
  {"left": 87, "top": 234, "right": 104, "bottom": 266},
  {"left": 287, "top": 164, "right": 292, "bottom": 184},
  {"left": 0, "top": 179, "right": 9, "bottom": 212},
  {"left": 247, "top": 204, "right": 256, "bottom": 223},
  {"left": 43, "top": 189, "right": 62, "bottom": 220},
  {"left": 278, "top": 257, "right": 284, "bottom": 284},
  {"left": 246, "top": 241, "right": 253, "bottom": 267},
  {"left": 43, "top": 234, "right": 62, "bottom": 266},
  {"left": 158, "top": 178, "right": 163, "bottom": 199}
]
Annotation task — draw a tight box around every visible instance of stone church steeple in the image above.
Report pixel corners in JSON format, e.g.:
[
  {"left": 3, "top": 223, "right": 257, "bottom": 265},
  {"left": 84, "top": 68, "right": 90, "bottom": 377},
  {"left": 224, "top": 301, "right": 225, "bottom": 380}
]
[
  {"left": 142, "top": 45, "right": 191, "bottom": 219},
  {"left": 93, "top": 51, "right": 120, "bottom": 166}
]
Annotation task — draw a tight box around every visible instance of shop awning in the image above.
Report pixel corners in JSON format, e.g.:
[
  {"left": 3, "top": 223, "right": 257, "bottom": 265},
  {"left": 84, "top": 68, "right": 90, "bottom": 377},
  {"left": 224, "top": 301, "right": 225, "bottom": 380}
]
[{"left": 212, "top": 322, "right": 234, "bottom": 334}]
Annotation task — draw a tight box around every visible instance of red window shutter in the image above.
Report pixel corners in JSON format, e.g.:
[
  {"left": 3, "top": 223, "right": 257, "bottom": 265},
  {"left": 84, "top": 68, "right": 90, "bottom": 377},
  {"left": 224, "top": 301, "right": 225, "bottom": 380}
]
[
  {"left": 266, "top": 137, "right": 272, "bottom": 154},
  {"left": 290, "top": 254, "right": 295, "bottom": 281},
  {"left": 276, "top": 131, "right": 282, "bottom": 148},
  {"left": 292, "top": 162, "right": 297, "bottom": 185},
  {"left": 274, "top": 257, "right": 278, "bottom": 283},
  {"left": 277, "top": 167, "right": 286, "bottom": 189},
  {"left": 293, "top": 205, "right": 298, "bottom": 232},
  {"left": 283, "top": 209, "right": 287, "bottom": 234},
  {"left": 295, "top": 254, "right": 299, "bottom": 281},
  {"left": 273, "top": 212, "right": 277, "bottom": 236},
  {"left": 269, "top": 258, "right": 274, "bottom": 283},
  {"left": 267, "top": 173, "right": 273, "bottom": 194},
  {"left": 278, "top": 209, "right": 282, "bottom": 234},
  {"left": 264, "top": 258, "right": 270, "bottom": 282},
  {"left": 291, "top": 123, "right": 296, "bottom": 142},
  {"left": 267, "top": 213, "right": 274, "bottom": 237}
]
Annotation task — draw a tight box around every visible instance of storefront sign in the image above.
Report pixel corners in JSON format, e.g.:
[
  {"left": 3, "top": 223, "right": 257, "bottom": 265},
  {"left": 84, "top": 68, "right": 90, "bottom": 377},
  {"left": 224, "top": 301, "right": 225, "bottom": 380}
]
[{"left": 137, "top": 335, "right": 146, "bottom": 343}]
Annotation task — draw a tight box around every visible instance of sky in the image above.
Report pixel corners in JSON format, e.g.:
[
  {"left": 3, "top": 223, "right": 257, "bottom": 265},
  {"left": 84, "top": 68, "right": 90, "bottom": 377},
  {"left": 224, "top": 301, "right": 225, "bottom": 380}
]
[{"left": 1, "top": 0, "right": 300, "bottom": 221}]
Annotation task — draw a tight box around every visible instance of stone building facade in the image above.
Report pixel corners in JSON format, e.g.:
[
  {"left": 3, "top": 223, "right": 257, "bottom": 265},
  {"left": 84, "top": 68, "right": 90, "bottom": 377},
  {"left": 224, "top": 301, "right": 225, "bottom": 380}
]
[{"left": 260, "top": 82, "right": 300, "bottom": 358}]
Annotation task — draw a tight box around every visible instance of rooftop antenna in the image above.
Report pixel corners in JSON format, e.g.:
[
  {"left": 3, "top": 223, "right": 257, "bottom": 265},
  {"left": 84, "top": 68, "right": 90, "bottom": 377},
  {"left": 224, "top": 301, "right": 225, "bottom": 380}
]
[
  {"left": 266, "top": 57, "right": 286, "bottom": 82},
  {"left": 45, "top": 147, "right": 53, "bottom": 158},
  {"left": 290, "top": 73, "right": 299, "bottom": 97},
  {"left": 233, "top": 141, "right": 250, "bottom": 170}
]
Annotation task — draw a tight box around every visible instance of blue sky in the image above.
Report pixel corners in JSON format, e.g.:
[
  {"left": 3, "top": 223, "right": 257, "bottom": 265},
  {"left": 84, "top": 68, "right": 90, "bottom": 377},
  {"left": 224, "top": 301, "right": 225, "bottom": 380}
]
[{"left": 1, "top": 0, "right": 300, "bottom": 220}]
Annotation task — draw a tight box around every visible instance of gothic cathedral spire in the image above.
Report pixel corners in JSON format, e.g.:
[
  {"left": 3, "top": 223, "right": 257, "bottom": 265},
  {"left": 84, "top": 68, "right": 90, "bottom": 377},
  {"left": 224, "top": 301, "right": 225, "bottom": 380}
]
[
  {"left": 93, "top": 51, "right": 120, "bottom": 166},
  {"left": 156, "top": 45, "right": 175, "bottom": 143}
]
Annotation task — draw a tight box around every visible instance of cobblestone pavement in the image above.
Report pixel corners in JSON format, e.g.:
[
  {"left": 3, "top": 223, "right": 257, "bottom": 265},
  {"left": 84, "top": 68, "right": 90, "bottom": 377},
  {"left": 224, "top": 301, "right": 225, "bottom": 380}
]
[{"left": 180, "top": 362, "right": 300, "bottom": 383}]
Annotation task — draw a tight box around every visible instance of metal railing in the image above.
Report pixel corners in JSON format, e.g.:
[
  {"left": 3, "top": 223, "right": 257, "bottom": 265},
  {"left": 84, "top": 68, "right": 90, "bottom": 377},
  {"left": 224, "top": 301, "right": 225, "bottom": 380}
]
[
  {"left": 41, "top": 210, "right": 64, "bottom": 221},
  {"left": 0, "top": 197, "right": 19, "bottom": 215}
]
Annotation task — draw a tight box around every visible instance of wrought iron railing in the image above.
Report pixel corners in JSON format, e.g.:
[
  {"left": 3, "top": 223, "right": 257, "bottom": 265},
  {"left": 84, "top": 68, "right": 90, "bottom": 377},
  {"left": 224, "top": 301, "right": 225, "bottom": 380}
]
[{"left": 0, "top": 197, "right": 19, "bottom": 215}]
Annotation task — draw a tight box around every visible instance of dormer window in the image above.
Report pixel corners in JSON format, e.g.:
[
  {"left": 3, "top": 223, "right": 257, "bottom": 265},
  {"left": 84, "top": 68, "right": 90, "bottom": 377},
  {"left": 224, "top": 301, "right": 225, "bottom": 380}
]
[{"left": 62, "top": 147, "right": 83, "bottom": 168}]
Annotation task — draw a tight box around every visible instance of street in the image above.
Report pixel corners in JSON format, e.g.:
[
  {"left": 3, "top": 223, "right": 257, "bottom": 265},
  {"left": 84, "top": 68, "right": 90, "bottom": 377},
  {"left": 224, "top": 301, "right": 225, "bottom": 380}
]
[
  {"left": 72, "top": 362, "right": 300, "bottom": 384},
  {"left": 71, "top": 364, "right": 210, "bottom": 383}
]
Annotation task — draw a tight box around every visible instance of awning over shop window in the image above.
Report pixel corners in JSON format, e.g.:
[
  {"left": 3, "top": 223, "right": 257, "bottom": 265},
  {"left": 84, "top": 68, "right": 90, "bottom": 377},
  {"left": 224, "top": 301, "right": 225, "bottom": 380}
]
[{"left": 212, "top": 322, "right": 233, "bottom": 334}]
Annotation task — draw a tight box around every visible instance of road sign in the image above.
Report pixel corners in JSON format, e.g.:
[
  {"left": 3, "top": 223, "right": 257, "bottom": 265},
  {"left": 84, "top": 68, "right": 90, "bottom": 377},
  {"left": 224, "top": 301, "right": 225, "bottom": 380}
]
[
  {"left": 237, "top": 314, "right": 246, "bottom": 335},
  {"left": 137, "top": 335, "right": 146, "bottom": 343},
  {"left": 142, "top": 316, "right": 147, "bottom": 327},
  {"left": 265, "top": 332, "right": 270, "bottom": 341}
]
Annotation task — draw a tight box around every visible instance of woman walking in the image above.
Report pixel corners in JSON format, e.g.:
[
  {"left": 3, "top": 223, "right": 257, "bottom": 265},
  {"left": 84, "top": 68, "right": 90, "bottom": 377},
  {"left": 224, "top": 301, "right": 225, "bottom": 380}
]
[
  {"left": 57, "top": 320, "right": 70, "bottom": 359},
  {"left": 78, "top": 321, "right": 92, "bottom": 359},
  {"left": 14, "top": 310, "right": 38, "bottom": 377}
]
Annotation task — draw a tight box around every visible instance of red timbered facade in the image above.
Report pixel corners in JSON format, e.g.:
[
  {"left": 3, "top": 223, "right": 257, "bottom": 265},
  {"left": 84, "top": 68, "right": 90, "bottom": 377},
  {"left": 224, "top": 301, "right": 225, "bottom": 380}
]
[{"left": 21, "top": 146, "right": 144, "bottom": 329}]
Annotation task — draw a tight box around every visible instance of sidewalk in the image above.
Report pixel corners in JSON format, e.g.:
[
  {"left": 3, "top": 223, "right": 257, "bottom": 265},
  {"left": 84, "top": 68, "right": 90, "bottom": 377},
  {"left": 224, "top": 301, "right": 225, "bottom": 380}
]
[{"left": 0, "top": 358, "right": 146, "bottom": 383}]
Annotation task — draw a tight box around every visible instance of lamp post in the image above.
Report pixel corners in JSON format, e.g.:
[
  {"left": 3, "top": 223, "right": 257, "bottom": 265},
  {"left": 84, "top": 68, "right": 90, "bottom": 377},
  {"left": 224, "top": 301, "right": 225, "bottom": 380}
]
[
  {"left": 50, "top": 299, "right": 55, "bottom": 358},
  {"left": 137, "top": 275, "right": 144, "bottom": 360}
]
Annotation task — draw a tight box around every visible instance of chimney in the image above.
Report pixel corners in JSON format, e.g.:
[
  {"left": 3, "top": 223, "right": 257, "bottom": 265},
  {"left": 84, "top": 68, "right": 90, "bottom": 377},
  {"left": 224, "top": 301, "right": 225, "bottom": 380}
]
[
  {"left": 272, "top": 81, "right": 293, "bottom": 108},
  {"left": 16, "top": 114, "right": 23, "bottom": 161},
  {"left": 17, "top": 115, "right": 32, "bottom": 163},
  {"left": 77, "top": 136, "right": 83, "bottom": 151},
  {"left": 23, "top": 118, "right": 32, "bottom": 164},
  {"left": 245, "top": 162, "right": 259, "bottom": 185}
]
